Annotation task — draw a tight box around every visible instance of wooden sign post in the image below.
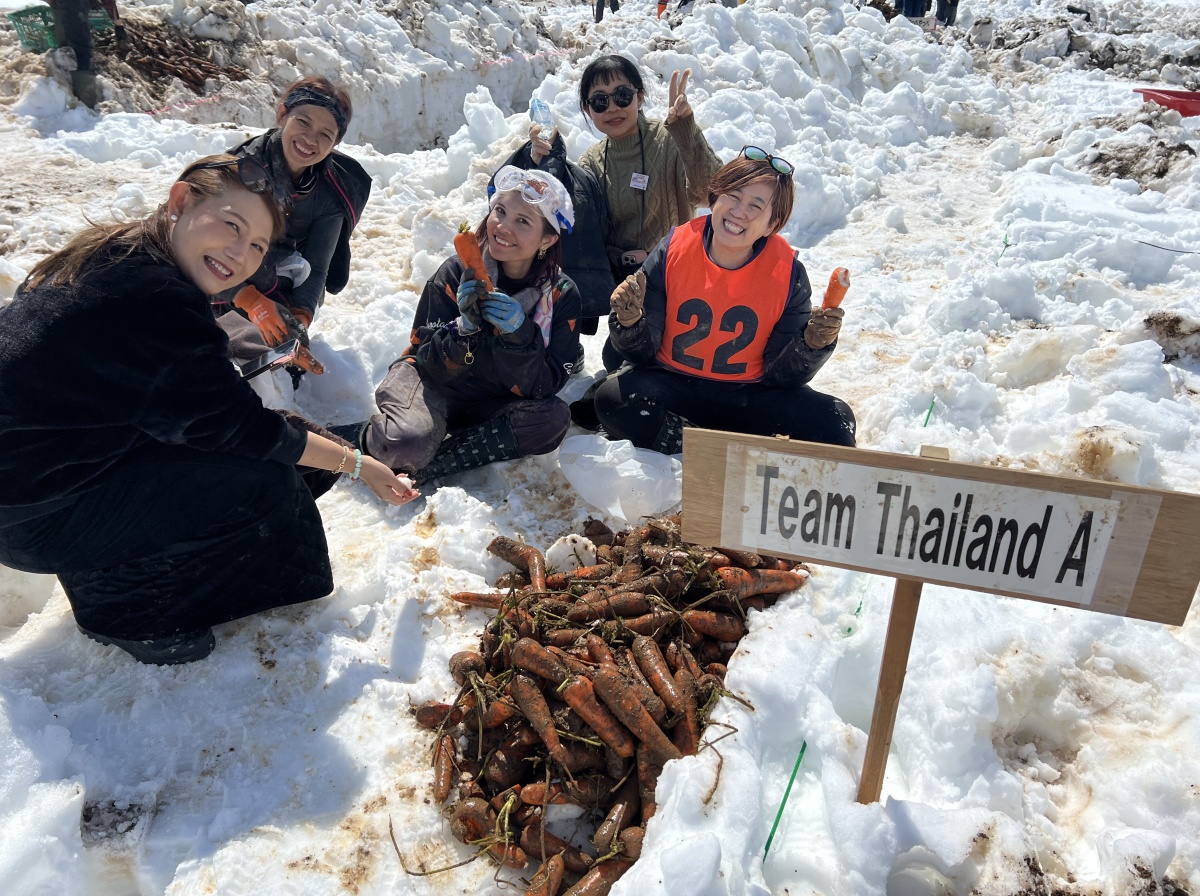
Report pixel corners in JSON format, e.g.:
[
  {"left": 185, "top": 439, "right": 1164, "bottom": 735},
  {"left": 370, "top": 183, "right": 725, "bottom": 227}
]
[{"left": 681, "top": 429, "right": 1200, "bottom": 803}]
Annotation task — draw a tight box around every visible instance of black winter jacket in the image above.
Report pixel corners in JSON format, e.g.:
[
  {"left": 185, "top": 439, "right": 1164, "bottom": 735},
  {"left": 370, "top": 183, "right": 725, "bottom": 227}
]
[
  {"left": 610, "top": 218, "right": 836, "bottom": 387},
  {"left": 0, "top": 246, "right": 307, "bottom": 510},
  {"left": 233, "top": 130, "right": 372, "bottom": 317},
  {"left": 404, "top": 256, "right": 582, "bottom": 403},
  {"left": 493, "top": 140, "right": 616, "bottom": 321}
]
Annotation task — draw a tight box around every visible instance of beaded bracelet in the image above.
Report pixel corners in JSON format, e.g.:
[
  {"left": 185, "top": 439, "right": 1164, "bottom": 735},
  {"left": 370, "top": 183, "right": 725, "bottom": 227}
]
[
  {"left": 350, "top": 449, "right": 364, "bottom": 482},
  {"left": 334, "top": 446, "right": 349, "bottom": 475}
]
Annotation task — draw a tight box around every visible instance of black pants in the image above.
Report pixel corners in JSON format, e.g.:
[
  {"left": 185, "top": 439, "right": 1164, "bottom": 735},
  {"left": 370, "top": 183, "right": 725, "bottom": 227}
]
[
  {"left": 50, "top": 0, "right": 94, "bottom": 70},
  {"left": 594, "top": 0, "right": 619, "bottom": 23},
  {"left": 594, "top": 366, "right": 857, "bottom": 450},
  {"left": 0, "top": 443, "right": 332, "bottom": 640}
]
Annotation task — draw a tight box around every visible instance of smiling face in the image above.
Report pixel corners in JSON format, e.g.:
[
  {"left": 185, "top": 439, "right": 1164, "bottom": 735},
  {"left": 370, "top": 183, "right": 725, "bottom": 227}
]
[
  {"left": 708, "top": 177, "right": 779, "bottom": 269},
  {"left": 584, "top": 75, "right": 643, "bottom": 141},
  {"left": 485, "top": 191, "right": 558, "bottom": 280},
  {"left": 168, "top": 184, "right": 274, "bottom": 295},
  {"left": 276, "top": 103, "right": 339, "bottom": 177}
]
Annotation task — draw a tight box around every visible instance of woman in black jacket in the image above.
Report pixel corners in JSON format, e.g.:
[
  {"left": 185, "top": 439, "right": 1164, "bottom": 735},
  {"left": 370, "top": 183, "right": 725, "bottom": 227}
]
[
  {"left": 358, "top": 167, "right": 581, "bottom": 485},
  {"left": 218, "top": 76, "right": 371, "bottom": 366},
  {"left": 0, "top": 156, "right": 417, "bottom": 665}
]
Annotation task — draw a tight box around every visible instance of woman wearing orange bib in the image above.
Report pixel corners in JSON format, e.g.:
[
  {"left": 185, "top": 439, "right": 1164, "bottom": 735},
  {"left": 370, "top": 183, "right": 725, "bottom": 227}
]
[{"left": 594, "top": 149, "right": 855, "bottom": 453}]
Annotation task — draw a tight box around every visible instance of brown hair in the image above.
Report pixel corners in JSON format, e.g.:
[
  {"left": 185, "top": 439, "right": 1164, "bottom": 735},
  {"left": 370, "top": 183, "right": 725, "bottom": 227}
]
[
  {"left": 706, "top": 156, "right": 795, "bottom": 234},
  {"left": 24, "top": 154, "right": 285, "bottom": 290},
  {"left": 279, "top": 75, "right": 353, "bottom": 139},
  {"left": 473, "top": 195, "right": 563, "bottom": 287}
]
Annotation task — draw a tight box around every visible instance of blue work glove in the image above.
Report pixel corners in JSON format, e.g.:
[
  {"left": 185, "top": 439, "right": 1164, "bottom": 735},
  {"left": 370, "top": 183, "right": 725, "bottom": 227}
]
[
  {"left": 456, "top": 274, "right": 486, "bottom": 335},
  {"left": 480, "top": 291, "right": 526, "bottom": 334}
]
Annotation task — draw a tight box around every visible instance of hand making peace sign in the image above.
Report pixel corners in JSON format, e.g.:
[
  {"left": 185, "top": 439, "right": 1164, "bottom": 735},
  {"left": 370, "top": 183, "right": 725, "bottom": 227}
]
[{"left": 665, "top": 68, "right": 694, "bottom": 125}]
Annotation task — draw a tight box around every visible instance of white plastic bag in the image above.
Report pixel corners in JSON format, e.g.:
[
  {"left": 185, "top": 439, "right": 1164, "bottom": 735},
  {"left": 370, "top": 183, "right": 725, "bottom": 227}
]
[{"left": 558, "top": 434, "right": 681, "bottom": 524}]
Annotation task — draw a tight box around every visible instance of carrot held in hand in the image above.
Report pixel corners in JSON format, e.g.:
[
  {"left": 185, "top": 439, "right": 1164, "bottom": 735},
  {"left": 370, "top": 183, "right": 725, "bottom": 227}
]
[
  {"left": 454, "top": 229, "right": 493, "bottom": 292},
  {"left": 823, "top": 267, "right": 850, "bottom": 309}
]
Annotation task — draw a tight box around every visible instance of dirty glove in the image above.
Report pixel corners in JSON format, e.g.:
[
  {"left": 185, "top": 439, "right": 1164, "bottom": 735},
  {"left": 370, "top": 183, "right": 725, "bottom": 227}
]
[
  {"left": 456, "top": 275, "right": 487, "bottom": 335},
  {"left": 480, "top": 291, "right": 525, "bottom": 334},
  {"left": 803, "top": 306, "right": 844, "bottom": 350},
  {"left": 611, "top": 270, "right": 646, "bottom": 328},
  {"left": 234, "top": 285, "right": 289, "bottom": 347}
]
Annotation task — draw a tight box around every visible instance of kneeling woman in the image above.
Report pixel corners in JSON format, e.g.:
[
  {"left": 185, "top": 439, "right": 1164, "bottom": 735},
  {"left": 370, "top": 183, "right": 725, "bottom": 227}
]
[
  {"left": 361, "top": 167, "right": 581, "bottom": 483},
  {"left": 0, "top": 156, "right": 417, "bottom": 665},
  {"left": 595, "top": 149, "right": 856, "bottom": 453}
]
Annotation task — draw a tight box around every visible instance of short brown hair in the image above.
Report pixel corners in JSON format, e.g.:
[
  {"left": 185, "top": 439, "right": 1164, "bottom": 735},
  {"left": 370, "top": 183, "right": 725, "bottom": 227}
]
[{"left": 706, "top": 156, "right": 795, "bottom": 234}]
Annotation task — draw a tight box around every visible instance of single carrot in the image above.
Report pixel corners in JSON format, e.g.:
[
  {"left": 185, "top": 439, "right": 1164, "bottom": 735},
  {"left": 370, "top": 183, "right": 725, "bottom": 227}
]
[
  {"left": 512, "top": 637, "right": 569, "bottom": 685},
  {"left": 614, "top": 648, "right": 667, "bottom": 723},
  {"left": 823, "top": 266, "right": 850, "bottom": 309},
  {"left": 488, "top": 841, "right": 528, "bottom": 869},
  {"left": 433, "top": 734, "right": 456, "bottom": 803},
  {"left": 561, "top": 856, "right": 635, "bottom": 896},
  {"left": 681, "top": 609, "right": 747, "bottom": 643},
  {"left": 449, "top": 797, "right": 494, "bottom": 844},
  {"left": 670, "top": 668, "right": 700, "bottom": 757},
  {"left": 618, "top": 825, "right": 644, "bottom": 860},
  {"left": 592, "top": 777, "right": 639, "bottom": 853},
  {"left": 591, "top": 664, "right": 682, "bottom": 764},
  {"left": 488, "top": 536, "right": 547, "bottom": 592},
  {"left": 635, "top": 744, "right": 664, "bottom": 825},
  {"left": 454, "top": 230, "right": 493, "bottom": 291},
  {"left": 449, "top": 650, "right": 486, "bottom": 685},
  {"left": 520, "top": 821, "right": 594, "bottom": 874},
  {"left": 520, "top": 781, "right": 568, "bottom": 806},
  {"left": 544, "top": 563, "right": 614, "bottom": 590},
  {"left": 448, "top": 591, "right": 506, "bottom": 610},
  {"left": 526, "top": 854, "right": 566, "bottom": 896},
  {"left": 631, "top": 635, "right": 686, "bottom": 716},
  {"left": 567, "top": 592, "right": 652, "bottom": 623},
  {"left": 559, "top": 675, "right": 636, "bottom": 759},
  {"left": 414, "top": 701, "right": 465, "bottom": 730},
  {"left": 718, "top": 547, "right": 764, "bottom": 568},
  {"left": 483, "top": 738, "right": 535, "bottom": 791},
  {"left": 510, "top": 674, "right": 570, "bottom": 767},
  {"left": 714, "top": 566, "right": 808, "bottom": 599},
  {"left": 585, "top": 633, "right": 617, "bottom": 667},
  {"left": 563, "top": 773, "right": 621, "bottom": 808},
  {"left": 495, "top": 570, "right": 531, "bottom": 590},
  {"left": 543, "top": 628, "right": 588, "bottom": 647},
  {"left": 489, "top": 784, "right": 522, "bottom": 814},
  {"left": 600, "top": 608, "right": 676, "bottom": 639}
]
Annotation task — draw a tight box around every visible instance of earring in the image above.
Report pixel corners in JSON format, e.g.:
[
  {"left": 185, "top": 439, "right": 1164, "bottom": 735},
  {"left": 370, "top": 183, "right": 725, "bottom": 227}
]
[
  {"left": 170, "top": 214, "right": 178, "bottom": 221},
  {"left": 537, "top": 247, "right": 546, "bottom": 259}
]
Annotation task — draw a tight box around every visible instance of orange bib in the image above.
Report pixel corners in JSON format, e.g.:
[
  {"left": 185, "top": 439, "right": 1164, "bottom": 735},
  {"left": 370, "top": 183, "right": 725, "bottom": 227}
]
[{"left": 655, "top": 218, "right": 794, "bottom": 381}]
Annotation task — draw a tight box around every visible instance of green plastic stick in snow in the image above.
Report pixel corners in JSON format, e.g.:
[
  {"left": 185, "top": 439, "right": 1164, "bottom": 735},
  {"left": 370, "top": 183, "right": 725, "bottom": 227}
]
[
  {"left": 763, "top": 740, "right": 807, "bottom": 860},
  {"left": 922, "top": 398, "right": 935, "bottom": 427}
]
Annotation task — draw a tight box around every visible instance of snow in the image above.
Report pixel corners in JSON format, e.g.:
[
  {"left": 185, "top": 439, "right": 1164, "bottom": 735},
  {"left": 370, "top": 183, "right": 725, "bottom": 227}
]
[{"left": 2, "top": 0, "right": 1200, "bottom": 893}]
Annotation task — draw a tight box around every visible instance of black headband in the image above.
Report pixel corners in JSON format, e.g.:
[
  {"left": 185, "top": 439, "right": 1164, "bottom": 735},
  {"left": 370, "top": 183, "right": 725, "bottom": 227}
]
[{"left": 282, "top": 86, "right": 349, "bottom": 138}]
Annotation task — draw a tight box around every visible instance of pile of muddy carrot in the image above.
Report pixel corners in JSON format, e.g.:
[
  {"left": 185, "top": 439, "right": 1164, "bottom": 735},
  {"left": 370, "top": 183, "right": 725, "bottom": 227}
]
[{"left": 411, "top": 515, "right": 808, "bottom": 895}]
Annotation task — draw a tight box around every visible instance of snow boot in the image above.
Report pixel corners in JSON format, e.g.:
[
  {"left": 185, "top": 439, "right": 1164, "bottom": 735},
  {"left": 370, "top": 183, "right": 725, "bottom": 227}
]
[
  {"left": 71, "top": 70, "right": 99, "bottom": 108},
  {"left": 413, "top": 418, "right": 522, "bottom": 485},
  {"left": 78, "top": 624, "right": 216, "bottom": 665},
  {"left": 650, "top": 410, "right": 691, "bottom": 455}
]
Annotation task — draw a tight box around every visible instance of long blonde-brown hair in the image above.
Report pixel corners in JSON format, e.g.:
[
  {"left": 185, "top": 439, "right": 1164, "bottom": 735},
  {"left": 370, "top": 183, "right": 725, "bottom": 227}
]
[{"left": 24, "top": 154, "right": 286, "bottom": 290}]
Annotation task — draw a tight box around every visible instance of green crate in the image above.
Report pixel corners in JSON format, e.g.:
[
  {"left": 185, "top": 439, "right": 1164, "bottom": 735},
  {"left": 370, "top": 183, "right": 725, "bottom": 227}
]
[
  {"left": 6, "top": 5, "right": 115, "bottom": 53},
  {"left": 6, "top": 5, "right": 55, "bottom": 53}
]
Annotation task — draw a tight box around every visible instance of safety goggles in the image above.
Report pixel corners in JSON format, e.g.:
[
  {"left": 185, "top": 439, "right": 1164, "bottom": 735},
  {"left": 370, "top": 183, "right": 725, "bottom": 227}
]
[
  {"left": 183, "top": 156, "right": 290, "bottom": 214},
  {"left": 740, "top": 145, "right": 795, "bottom": 177},
  {"left": 492, "top": 167, "right": 573, "bottom": 233},
  {"left": 586, "top": 84, "right": 637, "bottom": 114}
]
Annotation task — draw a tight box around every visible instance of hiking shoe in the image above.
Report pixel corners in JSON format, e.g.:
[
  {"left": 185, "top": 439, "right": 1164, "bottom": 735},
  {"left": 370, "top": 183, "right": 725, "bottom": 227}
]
[{"left": 78, "top": 625, "right": 216, "bottom": 665}]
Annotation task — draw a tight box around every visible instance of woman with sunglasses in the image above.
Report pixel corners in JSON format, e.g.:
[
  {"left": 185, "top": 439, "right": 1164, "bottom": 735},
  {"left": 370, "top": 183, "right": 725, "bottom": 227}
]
[
  {"left": 351, "top": 167, "right": 582, "bottom": 485},
  {"left": 216, "top": 76, "right": 371, "bottom": 366},
  {"left": 0, "top": 156, "right": 417, "bottom": 665},
  {"left": 575, "top": 55, "right": 722, "bottom": 369},
  {"left": 593, "top": 149, "right": 856, "bottom": 453}
]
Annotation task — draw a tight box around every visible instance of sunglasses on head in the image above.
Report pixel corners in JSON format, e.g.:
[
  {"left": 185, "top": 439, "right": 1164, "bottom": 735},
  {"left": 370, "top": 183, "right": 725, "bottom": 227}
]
[
  {"left": 586, "top": 84, "right": 637, "bottom": 114},
  {"left": 183, "top": 156, "right": 290, "bottom": 213},
  {"left": 740, "top": 145, "right": 795, "bottom": 177}
]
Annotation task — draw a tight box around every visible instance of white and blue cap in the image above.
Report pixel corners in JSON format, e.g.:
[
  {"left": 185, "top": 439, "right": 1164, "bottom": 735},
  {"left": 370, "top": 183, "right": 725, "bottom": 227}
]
[{"left": 489, "top": 165, "right": 575, "bottom": 234}]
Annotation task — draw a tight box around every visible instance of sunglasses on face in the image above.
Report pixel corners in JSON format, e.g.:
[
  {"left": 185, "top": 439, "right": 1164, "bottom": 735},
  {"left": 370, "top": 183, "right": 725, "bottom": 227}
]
[
  {"left": 586, "top": 85, "right": 637, "bottom": 114},
  {"left": 183, "top": 156, "right": 290, "bottom": 213},
  {"left": 740, "top": 145, "right": 795, "bottom": 177}
]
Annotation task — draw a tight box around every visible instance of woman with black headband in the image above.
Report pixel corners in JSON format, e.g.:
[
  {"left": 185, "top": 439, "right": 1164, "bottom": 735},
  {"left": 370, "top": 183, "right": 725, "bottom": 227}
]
[
  {"left": 218, "top": 76, "right": 371, "bottom": 367},
  {"left": 0, "top": 155, "right": 417, "bottom": 665}
]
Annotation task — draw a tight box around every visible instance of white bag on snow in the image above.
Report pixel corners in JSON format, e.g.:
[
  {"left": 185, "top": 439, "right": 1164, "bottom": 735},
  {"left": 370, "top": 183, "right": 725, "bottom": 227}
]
[{"left": 557, "top": 434, "right": 681, "bottom": 524}]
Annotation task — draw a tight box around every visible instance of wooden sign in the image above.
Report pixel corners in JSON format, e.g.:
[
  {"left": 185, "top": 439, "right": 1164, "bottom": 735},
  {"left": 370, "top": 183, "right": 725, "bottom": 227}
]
[
  {"left": 682, "top": 430, "right": 1200, "bottom": 625},
  {"left": 681, "top": 429, "right": 1200, "bottom": 803}
]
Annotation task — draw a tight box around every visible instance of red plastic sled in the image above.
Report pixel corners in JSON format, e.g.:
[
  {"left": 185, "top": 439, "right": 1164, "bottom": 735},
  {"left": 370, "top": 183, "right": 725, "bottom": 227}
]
[{"left": 1133, "top": 88, "right": 1200, "bottom": 117}]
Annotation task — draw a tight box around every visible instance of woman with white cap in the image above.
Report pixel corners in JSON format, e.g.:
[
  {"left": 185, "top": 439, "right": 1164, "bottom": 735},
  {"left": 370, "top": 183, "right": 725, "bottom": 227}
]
[{"left": 352, "top": 166, "right": 582, "bottom": 484}]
